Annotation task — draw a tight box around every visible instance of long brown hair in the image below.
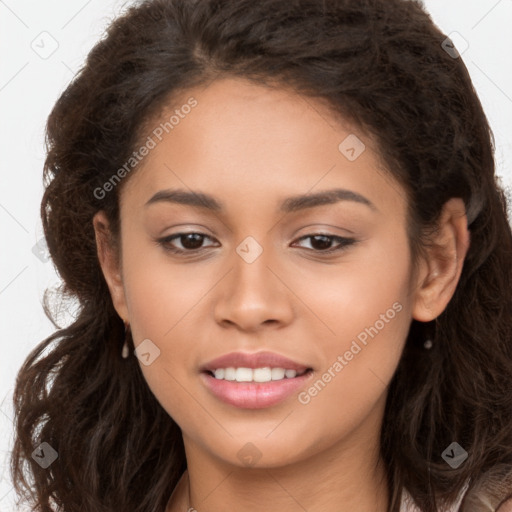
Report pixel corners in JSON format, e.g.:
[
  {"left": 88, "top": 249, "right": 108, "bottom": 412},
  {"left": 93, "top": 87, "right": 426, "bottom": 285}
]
[{"left": 11, "top": 0, "right": 512, "bottom": 510}]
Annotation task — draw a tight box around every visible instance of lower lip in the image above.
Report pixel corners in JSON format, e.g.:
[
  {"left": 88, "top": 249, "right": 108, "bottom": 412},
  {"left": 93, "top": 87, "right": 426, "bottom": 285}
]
[{"left": 200, "top": 371, "right": 313, "bottom": 409}]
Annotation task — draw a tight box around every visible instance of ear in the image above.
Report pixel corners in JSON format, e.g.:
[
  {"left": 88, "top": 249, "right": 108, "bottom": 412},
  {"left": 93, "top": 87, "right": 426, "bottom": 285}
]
[
  {"left": 412, "top": 198, "right": 471, "bottom": 322},
  {"left": 93, "top": 211, "right": 130, "bottom": 323}
]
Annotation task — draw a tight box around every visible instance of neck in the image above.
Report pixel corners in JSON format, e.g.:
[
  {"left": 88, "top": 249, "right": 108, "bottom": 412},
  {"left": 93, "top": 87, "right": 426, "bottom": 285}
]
[{"left": 168, "top": 427, "right": 390, "bottom": 512}]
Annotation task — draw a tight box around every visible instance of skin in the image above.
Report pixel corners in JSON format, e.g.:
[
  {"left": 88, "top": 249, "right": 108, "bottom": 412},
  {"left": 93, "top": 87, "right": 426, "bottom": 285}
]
[{"left": 94, "top": 77, "right": 470, "bottom": 512}]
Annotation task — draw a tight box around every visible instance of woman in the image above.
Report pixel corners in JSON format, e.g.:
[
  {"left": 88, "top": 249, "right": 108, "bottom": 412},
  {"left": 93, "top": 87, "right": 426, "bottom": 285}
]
[{"left": 10, "top": 0, "right": 512, "bottom": 510}]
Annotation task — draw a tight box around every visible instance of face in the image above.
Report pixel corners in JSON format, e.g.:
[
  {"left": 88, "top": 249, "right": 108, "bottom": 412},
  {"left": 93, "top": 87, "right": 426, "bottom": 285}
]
[{"left": 95, "top": 77, "right": 431, "bottom": 469}]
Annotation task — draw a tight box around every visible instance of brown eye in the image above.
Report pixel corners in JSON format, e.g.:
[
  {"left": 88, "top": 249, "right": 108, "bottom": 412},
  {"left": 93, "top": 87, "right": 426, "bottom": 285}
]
[
  {"left": 158, "top": 232, "right": 218, "bottom": 253},
  {"left": 293, "top": 234, "right": 357, "bottom": 253}
]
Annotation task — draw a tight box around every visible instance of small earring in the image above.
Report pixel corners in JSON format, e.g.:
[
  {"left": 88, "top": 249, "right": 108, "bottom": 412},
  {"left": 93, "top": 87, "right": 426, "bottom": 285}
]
[
  {"left": 424, "top": 339, "right": 433, "bottom": 350},
  {"left": 121, "top": 321, "right": 130, "bottom": 359}
]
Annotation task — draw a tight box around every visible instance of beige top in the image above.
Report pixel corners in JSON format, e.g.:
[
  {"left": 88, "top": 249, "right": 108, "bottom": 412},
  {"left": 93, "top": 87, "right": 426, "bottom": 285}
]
[
  {"left": 400, "top": 485, "right": 467, "bottom": 512},
  {"left": 400, "top": 482, "right": 512, "bottom": 512}
]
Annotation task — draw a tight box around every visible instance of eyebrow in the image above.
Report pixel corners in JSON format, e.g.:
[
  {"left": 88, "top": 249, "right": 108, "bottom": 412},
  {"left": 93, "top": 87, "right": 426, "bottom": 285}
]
[{"left": 144, "top": 188, "right": 377, "bottom": 213}]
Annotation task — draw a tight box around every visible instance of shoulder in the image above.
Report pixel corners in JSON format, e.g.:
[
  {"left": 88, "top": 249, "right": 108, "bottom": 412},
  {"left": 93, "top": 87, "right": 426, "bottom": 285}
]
[
  {"left": 400, "top": 487, "right": 419, "bottom": 512},
  {"left": 400, "top": 482, "right": 469, "bottom": 512}
]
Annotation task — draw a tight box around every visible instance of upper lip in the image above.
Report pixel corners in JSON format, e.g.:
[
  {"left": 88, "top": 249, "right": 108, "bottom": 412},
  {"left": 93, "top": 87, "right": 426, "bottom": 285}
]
[{"left": 201, "top": 351, "right": 311, "bottom": 373}]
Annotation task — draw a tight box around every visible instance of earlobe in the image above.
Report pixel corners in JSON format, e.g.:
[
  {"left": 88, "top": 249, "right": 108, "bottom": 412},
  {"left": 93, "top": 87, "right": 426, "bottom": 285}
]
[
  {"left": 92, "top": 211, "right": 129, "bottom": 322},
  {"left": 412, "top": 198, "right": 470, "bottom": 322}
]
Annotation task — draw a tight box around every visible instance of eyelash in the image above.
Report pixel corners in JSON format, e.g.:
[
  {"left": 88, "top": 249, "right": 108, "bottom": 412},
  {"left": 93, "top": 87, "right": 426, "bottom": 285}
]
[{"left": 156, "top": 232, "right": 357, "bottom": 256}]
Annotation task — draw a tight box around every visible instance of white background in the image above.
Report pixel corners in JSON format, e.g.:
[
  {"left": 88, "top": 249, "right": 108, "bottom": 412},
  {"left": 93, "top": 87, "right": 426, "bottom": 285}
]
[{"left": 1, "top": 1, "right": 511, "bottom": 510}]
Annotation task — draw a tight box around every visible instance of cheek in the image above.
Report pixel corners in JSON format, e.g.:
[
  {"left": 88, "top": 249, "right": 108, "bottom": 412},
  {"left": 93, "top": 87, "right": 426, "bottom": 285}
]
[
  {"left": 287, "top": 223, "right": 413, "bottom": 345},
  {"left": 118, "top": 235, "right": 210, "bottom": 414},
  {"left": 291, "top": 310, "right": 411, "bottom": 465},
  {"left": 121, "top": 227, "right": 212, "bottom": 344},
  {"left": 289, "top": 227, "right": 413, "bottom": 422}
]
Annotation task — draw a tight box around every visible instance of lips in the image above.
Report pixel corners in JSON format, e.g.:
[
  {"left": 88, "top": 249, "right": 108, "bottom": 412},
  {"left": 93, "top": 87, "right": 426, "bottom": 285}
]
[{"left": 199, "top": 351, "right": 314, "bottom": 409}]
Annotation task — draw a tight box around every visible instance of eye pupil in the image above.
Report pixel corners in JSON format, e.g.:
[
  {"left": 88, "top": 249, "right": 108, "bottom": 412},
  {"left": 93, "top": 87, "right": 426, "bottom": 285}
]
[
  {"left": 311, "top": 235, "right": 332, "bottom": 250},
  {"left": 181, "top": 233, "right": 204, "bottom": 249}
]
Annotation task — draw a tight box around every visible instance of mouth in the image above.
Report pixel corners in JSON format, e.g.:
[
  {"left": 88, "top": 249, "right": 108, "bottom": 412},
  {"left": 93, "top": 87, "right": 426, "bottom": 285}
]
[
  {"left": 199, "top": 351, "right": 314, "bottom": 408},
  {"left": 200, "top": 366, "right": 314, "bottom": 409}
]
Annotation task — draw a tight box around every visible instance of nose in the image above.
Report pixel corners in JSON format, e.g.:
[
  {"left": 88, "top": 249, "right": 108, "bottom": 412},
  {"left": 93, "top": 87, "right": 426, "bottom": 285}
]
[{"left": 213, "top": 241, "right": 295, "bottom": 333}]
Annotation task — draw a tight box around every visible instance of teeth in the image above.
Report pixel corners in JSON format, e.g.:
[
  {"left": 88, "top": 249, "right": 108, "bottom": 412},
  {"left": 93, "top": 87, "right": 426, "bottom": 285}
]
[
  {"left": 210, "top": 367, "right": 304, "bottom": 382},
  {"left": 253, "top": 367, "right": 272, "bottom": 382},
  {"left": 235, "top": 367, "right": 253, "bottom": 382},
  {"left": 271, "top": 367, "right": 285, "bottom": 380},
  {"left": 224, "top": 367, "right": 236, "bottom": 381}
]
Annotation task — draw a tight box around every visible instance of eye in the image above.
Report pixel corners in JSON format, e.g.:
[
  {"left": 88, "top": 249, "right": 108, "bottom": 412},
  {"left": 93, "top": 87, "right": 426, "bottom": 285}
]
[
  {"left": 291, "top": 234, "right": 357, "bottom": 253},
  {"left": 157, "top": 232, "right": 218, "bottom": 253}
]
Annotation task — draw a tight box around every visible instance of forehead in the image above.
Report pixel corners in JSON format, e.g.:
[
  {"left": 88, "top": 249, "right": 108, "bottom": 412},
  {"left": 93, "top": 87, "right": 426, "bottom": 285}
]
[{"left": 120, "top": 77, "right": 407, "bottom": 217}]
